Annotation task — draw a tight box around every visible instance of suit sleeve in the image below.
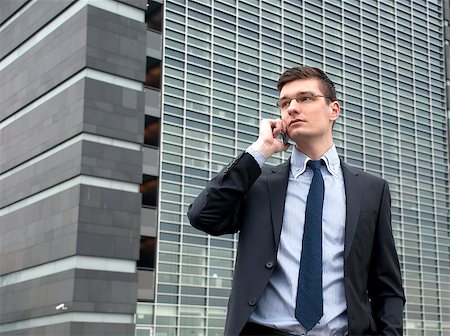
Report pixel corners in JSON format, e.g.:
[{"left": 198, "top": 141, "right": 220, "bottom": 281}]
[
  {"left": 187, "top": 152, "right": 262, "bottom": 236},
  {"left": 368, "top": 181, "right": 406, "bottom": 335}
]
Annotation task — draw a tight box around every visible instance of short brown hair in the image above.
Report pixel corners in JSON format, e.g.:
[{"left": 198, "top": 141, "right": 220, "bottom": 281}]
[{"left": 277, "top": 66, "right": 337, "bottom": 102}]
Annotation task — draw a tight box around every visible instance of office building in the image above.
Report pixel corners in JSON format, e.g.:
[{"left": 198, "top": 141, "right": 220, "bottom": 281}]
[
  {"left": 0, "top": 1, "right": 449, "bottom": 336},
  {"left": 0, "top": 0, "right": 147, "bottom": 335}
]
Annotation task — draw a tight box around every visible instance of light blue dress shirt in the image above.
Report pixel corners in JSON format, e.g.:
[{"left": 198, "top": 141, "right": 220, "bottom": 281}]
[{"left": 246, "top": 145, "right": 348, "bottom": 336}]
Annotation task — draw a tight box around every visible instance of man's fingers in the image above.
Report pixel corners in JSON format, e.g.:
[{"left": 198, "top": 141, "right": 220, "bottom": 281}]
[
  {"left": 270, "top": 119, "right": 284, "bottom": 138},
  {"left": 254, "top": 119, "right": 291, "bottom": 158},
  {"left": 260, "top": 118, "right": 281, "bottom": 137}
]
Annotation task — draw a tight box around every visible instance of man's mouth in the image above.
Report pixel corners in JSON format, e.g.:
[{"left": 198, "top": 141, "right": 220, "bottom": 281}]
[{"left": 289, "top": 119, "right": 304, "bottom": 126}]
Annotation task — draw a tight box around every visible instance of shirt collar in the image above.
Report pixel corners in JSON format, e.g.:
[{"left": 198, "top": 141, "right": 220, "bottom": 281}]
[{"left": 290, "top": 144, "right": 340, "bottom": 178}]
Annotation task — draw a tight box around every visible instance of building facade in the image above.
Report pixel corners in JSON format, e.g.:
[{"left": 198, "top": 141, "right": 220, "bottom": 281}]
[
  {"left": 0, "top": 0, "right": 449, "bottom": 336},
  {"left": 140, "top": 1, "right": 450, "bottom": 336},
  {"left": 0, "top": 0, "right": 148, "bottom": 335}
]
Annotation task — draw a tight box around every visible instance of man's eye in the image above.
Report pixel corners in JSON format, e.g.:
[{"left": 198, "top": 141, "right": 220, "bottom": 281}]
[
  {"left": 281, "top": 100, "right": 290, "bottom": 108},
  {"left": 300, "top": 95, "right": 313, "bottom": 102}
]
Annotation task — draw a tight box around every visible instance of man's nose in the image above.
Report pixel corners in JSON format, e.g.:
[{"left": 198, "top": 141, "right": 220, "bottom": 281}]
[{"left": 287, "top": 99, "right": 300, "bottom": 115}]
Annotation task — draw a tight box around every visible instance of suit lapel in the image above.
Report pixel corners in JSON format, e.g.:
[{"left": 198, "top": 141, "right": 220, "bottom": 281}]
[
  {"left": 267, "top": 159, "right": 291, "bottom": 247},
  {"left": 341, "top": 160, "right": 363, "bottom": 259}
]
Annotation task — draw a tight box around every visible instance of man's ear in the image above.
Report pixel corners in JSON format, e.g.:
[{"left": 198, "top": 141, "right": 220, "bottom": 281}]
[{"left": 329, "top": 101, "right": 340, "bottom": 121}]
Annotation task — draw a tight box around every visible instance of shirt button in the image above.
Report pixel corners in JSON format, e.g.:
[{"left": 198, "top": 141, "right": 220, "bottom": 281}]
[
  {"left": 248, "top": 297, "right": 256, "bottom": 306},
  {"left": 265, "top": 260, "right": 274, "bottom": 269}
]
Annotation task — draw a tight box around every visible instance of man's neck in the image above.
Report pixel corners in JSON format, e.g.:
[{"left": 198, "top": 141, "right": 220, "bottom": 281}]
[{"left": 295, "top": 138, "right": 334, "bottom": 160}]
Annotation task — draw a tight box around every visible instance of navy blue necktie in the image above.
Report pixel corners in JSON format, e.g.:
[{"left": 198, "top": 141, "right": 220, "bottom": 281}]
[{"left": 295, "top": 160, "right": 324, "bottom": 331}]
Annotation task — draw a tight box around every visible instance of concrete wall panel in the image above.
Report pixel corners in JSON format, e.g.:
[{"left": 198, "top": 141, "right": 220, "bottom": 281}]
[
  {"left": 0, "top": 0, "right": 75, "bottom": 60},
  {"left": 0, "top": 80, "right": 85, "bottom": 174},
  {"left": 86, "top": 6, "right": 146, "bottom": 82},
  {"left": 80, "top": 141, "right": 142, "bottom": 184},
  {"left": 0, "top": 0, "right": 28, "bottom": 25},
  {"left": 1, "top": 269, "right": 136, "bottom": 324},
  {"left": 72, "top": 269, "right": 137, "bottom": 312},
  {"left": 0, "top": 270, "right": 75, "bottom": 323},
  {"left": 0, "top": 323, "right": 71, "bottom": 336},
  {"left": 0, "top": 8, "right": 88, "bottom": 121},
  {"left": 118, "top": 0, "right": 147, "bottom": 10},
  {"left": 83, "top": 79, "right": 145, "bottom": 144},
  {"left": 0, "top": 140, "right": 141, "bottom": 208},
  {"left": 77, "top": 185, "right": 141, "bottom": 260},
  {"left": 0, "top": 142, "right": 83, "bottom": 208},
  {"left": 0, "top": 322, "right": 134, "bottom": 336},
  {"left": 0, "top": 78, "right": 144, "bottom": 175},
  {"left": 0, "top": 186, "right": 80, "bottom": 275},
  {"left": 69, "top": 322, "right": 135, "bottom": 336}
]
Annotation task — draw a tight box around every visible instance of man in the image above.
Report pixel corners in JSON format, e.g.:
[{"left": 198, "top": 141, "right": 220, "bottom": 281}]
[{"left": 188, "top": 66, "right": 405, "bottom": 335}]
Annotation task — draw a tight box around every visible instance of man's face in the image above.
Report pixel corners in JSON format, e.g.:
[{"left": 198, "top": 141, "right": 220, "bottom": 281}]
[{"left": 278, "top": 78, "right": 339, "bottom": 144}]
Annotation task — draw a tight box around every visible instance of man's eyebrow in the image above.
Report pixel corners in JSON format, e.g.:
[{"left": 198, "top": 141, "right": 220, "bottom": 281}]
[{"left": 278, "top": 90, "right": 315, "bottom": 100}]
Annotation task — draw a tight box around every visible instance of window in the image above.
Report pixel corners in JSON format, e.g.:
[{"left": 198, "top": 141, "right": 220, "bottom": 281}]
[
  {"left": 146, "top": 57, "right": 162, "bottom": 89},
  {"left": 146, "top": 1, "right": 162, "bottom": 32},
  {"left": 141, "top": 175, "right": 158, "bottom": 207},
  {"left": 144, "top": 115, "right": 160, "bottom": 147},
  {"left": 137, "top": 236, "right": 156, "bottom": 270}
]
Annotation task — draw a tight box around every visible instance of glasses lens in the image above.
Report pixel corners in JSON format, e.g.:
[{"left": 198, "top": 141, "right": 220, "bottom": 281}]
[
  {"left": 297, "top": 92, "right": 315, "bottom": 101},
  {"left": 277, "top": 99, "right": 289, "bottom": 108},
  {"left": 277, "top": 92, "right": 325, "bottom": 108}
]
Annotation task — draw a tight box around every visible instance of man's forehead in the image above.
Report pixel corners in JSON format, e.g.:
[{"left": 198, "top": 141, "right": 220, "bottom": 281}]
[
  {"left": 279, "top": 91, "right": 314, "bottom": 99},
  {"left": 279, "top": 78, "right": 322, "bottom": 97}
]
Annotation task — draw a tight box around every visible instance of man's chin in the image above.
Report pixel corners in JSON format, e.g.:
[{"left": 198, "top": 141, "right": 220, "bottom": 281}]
[{"left": 288, "top": 131, "right": 312, "bottom": 143}]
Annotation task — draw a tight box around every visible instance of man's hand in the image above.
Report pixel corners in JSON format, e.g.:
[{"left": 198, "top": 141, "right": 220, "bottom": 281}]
[{"left": 250, "top": 119, "right": 290, "bottom": 159}]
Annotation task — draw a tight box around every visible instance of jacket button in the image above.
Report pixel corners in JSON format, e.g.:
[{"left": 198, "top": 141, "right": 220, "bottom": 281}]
[
  {"left": 265, "top": 260, "right": 274, "bottom": 269},
  {"left": 248, "top": 297, "right": 256, "bottom": 306}
]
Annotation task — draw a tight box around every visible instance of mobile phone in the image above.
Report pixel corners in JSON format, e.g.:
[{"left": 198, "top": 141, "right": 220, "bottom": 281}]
[{"left": 282, "top": 132, "right": 289, "bottom": 146}]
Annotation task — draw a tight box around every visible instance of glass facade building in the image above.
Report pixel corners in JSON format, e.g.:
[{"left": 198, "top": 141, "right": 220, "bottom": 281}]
[
  {"left": 0, "top": 0, "right": 448, "bottom": 335},
  {"left": 137, "top": 1, "right": 450, "bottom": 336}
]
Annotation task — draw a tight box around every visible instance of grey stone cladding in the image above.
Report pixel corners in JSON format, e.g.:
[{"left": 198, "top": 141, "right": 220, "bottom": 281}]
[
  {"left": 1, "top": 269, "right": 137, "bottom": 324},
  {"left": 0, "top": 0, "right": 75, "bottom": 60},
  {"left": 0, "top": 1, "right": 146, "bottom": 335}
]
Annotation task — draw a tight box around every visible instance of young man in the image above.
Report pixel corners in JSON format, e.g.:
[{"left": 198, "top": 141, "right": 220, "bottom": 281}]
[{"left": 188, "top": 66, "right": 405, "bottom": 335}]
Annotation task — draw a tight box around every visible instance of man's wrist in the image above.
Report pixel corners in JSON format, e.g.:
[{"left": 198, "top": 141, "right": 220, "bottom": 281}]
[
  {"left": 249, "top": 139, "right": 274, "bottom": 159},
  {"left": 246, "top": 145, "right": 267, "bottom": 168}
]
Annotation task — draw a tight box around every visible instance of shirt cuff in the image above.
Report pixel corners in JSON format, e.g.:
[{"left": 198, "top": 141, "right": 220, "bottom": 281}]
[{"left": 245, "top": 146, "right": 266, "bottom": 168}]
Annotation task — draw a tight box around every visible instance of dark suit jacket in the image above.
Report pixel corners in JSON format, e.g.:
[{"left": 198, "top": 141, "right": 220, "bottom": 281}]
[{"left": 188, "top": 152, "right": 405, "bottom": 336}]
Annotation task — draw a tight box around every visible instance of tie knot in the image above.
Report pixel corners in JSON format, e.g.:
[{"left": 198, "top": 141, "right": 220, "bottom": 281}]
[{"left": 307, "top": 159, "right": 322, "bottom": 171}]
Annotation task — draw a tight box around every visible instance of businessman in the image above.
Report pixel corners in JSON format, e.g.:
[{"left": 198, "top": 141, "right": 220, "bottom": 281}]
[{"left": 188, "top": 66, "right": 405, "bottom": 335}]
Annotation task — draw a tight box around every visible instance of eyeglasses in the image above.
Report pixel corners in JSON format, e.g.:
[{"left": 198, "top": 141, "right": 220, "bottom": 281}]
[{"left": 276, "top": 92, "right": 331, "bottom": 109}]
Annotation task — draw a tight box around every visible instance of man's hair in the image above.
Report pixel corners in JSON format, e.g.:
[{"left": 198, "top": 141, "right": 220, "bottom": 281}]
[{"left": 277, "top": 66, "right": 337, "bottom": 102}]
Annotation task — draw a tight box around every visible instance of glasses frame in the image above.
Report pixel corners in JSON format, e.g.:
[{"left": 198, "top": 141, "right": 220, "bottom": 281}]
[{"left": 276, "top": 92, "right": 332, "bottom": 109}]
